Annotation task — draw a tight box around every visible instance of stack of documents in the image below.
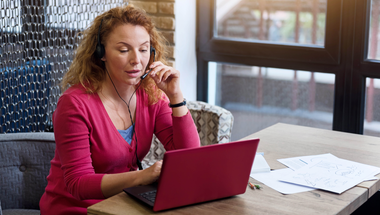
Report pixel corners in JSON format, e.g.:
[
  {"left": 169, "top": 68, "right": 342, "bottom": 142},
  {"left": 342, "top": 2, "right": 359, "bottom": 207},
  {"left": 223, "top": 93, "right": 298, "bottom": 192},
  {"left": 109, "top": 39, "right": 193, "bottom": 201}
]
[{"left": 250, "top": 153, "right": 380, "bottom": 195}]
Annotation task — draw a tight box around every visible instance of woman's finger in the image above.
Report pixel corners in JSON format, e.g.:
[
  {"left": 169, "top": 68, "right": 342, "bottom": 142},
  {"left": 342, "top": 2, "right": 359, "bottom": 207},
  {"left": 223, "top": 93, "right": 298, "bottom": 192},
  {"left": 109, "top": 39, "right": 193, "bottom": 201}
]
[
  {"left": 149, "top": 61, "right": 164, "bottom": 72},
  {"left": 162, "top": 69, "right": 173, "bottom": 82},
  {"left": 152, "top": 160, "right": 163, "bottom": 177},
  {"left": 156, "top": 67, "right": 167, "bottom": 81},
  {"left": 154, "top": 67, "right": 170, "bottom": 82},
  {"left": 151, "top": 65, "right": 165, "bottom": 77},
  {"left": 149, "top": 61, "right": 161, "bottom": 68}
]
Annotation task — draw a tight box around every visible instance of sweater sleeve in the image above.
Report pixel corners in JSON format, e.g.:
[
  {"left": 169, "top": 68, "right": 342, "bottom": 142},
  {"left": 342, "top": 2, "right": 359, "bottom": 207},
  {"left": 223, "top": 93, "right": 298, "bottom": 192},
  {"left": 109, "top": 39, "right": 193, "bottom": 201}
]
[
  {"left": 53, "top": 94, "right": 105, "bottom": 200},
  {"left": 154, "top": 99, "right": 200, "bottom": 150}
]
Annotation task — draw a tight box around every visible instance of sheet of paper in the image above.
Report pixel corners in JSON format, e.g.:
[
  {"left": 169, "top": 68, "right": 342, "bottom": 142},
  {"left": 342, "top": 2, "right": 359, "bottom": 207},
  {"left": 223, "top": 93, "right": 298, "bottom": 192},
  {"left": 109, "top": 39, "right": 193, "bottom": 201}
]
[
  {"left": 251, "top": 153, "right": 271, "bottom": 174},
  {"left": 278, "top": 153, "right": 378, "bottom": 181},
  {"left": 364, "top": 177, "right": 379, "bottom": 181},
  {"left": 278, "top": 153, "right": 338, "bottom": 170},
  {"left": 251, "top": 168, "right": 315, "bottom": 194},
  {"left": 279, "top": 157, "right": 380, "bottom": 194}
]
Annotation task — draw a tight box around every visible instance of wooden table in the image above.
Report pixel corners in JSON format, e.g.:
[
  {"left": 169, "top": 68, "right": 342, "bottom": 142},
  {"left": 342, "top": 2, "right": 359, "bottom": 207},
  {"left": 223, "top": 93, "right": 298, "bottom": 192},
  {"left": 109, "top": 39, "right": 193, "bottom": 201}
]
[{"left": 88, "top": 123, "right": 380, "bottom": 215}]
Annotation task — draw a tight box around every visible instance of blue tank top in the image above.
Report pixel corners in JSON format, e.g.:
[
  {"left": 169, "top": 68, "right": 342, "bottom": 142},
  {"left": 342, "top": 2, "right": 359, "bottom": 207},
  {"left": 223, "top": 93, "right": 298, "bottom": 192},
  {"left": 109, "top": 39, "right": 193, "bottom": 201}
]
[{"left": 118, "top": 124, "right": 135, "bottom": 144}]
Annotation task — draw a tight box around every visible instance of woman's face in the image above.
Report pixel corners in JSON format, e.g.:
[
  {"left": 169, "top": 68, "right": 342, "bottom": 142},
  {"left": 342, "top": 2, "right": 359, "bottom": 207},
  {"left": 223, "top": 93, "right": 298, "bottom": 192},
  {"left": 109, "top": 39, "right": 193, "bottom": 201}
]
[{"left": 102, "top": 23, "right": 150, "bottom": 87}]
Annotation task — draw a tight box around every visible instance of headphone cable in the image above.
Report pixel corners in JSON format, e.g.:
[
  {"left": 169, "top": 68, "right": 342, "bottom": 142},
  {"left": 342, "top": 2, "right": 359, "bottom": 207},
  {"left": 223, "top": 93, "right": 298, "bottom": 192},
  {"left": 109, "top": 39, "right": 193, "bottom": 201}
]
[{"left": 104, "top": 67, "right": 143, "bottom": 170}]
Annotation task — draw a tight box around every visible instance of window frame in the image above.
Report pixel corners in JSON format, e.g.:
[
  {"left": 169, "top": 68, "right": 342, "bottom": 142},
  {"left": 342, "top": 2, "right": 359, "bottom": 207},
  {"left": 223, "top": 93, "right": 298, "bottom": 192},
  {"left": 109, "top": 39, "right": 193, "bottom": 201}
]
[{"left": 196, "top": 0, "right": 380, "bottom": 134}]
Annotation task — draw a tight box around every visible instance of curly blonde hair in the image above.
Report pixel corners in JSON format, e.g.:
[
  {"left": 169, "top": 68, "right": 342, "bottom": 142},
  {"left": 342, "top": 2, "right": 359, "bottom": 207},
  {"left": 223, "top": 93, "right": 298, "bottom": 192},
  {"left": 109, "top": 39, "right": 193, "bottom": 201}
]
[{"left": 61, "top": 4, "right": 168, "bottom": 104}]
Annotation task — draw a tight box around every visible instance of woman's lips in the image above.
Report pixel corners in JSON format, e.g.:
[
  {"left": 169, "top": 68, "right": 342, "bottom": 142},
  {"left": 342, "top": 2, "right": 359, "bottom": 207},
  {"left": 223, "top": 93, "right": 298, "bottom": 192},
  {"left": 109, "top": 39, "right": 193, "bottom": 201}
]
[
  {"left": 126, "top": 70, "right": 140, "bottom": 73},
  {"left": 125, "top": 70, "right": 141, "bottom": 77}
]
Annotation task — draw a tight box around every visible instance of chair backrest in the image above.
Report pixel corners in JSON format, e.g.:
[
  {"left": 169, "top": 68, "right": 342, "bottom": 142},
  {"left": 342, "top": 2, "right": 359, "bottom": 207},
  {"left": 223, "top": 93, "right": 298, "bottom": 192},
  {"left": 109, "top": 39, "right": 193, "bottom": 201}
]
[
  {"left": 0, "top": 132, "right": 55, "bottom": 210},
  {"left": 142, "top": 101, "right": 234, "bottom": 168}
]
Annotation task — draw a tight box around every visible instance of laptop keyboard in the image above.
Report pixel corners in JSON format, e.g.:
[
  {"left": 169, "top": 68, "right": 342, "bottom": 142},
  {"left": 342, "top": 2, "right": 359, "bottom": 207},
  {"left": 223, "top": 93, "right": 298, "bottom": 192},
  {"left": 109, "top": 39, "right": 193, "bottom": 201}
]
[{"left": 138, "top": 190, "right": 157, "bottom": 204}]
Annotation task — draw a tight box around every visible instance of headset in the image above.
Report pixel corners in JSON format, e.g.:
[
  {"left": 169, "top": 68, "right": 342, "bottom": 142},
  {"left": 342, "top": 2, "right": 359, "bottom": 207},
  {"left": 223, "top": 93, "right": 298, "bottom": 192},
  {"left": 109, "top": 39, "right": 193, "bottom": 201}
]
[
  {"left": 94, "top": 18, "right": 156, "bottom": 170},
  {"left": 94, "top": 18, "right": 105, "bottom": 59}
]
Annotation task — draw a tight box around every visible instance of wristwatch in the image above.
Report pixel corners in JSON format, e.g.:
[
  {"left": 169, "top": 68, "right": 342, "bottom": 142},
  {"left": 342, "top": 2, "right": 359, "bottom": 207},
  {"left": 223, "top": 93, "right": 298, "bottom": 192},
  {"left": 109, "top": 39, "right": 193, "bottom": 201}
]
[{"left": 169, "top": 98, "right": 187, "bottom": 108}]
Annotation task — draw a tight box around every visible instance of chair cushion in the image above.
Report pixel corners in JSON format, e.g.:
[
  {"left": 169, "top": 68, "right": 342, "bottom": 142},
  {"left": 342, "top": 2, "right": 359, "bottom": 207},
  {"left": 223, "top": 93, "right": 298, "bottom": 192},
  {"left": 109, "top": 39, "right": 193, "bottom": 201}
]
[
  {"left": 0, "top": 132, "right": 55, "bottom": 210},
  {"left": 2, "top": 209, "right": 40, "bottom": 215}
]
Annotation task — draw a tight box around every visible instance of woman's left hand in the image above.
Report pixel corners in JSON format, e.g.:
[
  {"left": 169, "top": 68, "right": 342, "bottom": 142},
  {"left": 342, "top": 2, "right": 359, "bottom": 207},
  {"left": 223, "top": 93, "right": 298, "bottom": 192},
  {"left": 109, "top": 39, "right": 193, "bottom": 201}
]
[{"left": 148, "top": 61, "right": 182, "bottom": 100}]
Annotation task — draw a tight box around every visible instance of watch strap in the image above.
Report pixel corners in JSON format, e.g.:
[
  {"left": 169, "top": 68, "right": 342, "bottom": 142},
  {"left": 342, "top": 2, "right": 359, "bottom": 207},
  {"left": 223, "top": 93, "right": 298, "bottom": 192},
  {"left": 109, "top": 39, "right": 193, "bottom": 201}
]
[{"left": 169, "top": 98, "right": 186, "bottom": 108}]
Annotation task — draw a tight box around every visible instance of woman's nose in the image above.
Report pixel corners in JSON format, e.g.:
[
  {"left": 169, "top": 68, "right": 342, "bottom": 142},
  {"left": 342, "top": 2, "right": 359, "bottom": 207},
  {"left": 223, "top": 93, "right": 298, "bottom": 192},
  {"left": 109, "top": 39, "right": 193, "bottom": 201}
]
[{"left": 129, "top": 50, "right": 140, "bottom": 65}]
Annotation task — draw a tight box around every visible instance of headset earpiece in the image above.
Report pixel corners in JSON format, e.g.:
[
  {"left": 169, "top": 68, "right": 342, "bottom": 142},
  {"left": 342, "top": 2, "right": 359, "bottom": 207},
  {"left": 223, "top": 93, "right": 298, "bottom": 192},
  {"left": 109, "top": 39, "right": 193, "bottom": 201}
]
[
  {"left": 95, "top": 43, "right": 105, "bottom": 59},
  {"left": 94, "top": 19, "right": 105, "bottom": 59},
  {"left": 150, "top": 46, "right": 156, "bottom": 59}
]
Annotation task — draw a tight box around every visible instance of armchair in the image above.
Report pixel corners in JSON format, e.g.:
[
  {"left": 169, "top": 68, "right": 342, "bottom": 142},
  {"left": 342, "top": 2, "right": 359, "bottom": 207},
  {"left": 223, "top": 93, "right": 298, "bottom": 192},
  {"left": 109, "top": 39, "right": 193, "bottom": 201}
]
[
  {"left": 142, "top": 101, "right": 234, "bottom": 168},
  {"left": 0, "top": 132, "right": 55, "bottom": 215}
]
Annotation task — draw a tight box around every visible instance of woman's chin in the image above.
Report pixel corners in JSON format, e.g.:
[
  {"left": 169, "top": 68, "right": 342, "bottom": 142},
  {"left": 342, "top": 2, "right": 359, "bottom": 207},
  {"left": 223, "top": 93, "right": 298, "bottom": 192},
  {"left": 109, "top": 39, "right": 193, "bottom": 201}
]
[{"left": 124, "top": 78, "right": 141, "bottom": 86}]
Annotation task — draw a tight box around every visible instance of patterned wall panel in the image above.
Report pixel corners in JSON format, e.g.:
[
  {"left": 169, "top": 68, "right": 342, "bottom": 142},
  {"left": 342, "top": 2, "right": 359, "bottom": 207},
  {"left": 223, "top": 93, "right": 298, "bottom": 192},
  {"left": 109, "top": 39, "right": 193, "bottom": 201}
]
[{"left": 0, "top": 0, "right": 123, "bottom": 133}]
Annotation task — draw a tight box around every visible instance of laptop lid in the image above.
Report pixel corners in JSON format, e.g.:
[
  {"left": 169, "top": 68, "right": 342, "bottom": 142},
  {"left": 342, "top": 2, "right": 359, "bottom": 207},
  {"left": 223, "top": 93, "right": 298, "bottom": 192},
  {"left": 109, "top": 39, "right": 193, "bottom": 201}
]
[{"left": 153, "top": 138, "right": 259, "bottom": 211}]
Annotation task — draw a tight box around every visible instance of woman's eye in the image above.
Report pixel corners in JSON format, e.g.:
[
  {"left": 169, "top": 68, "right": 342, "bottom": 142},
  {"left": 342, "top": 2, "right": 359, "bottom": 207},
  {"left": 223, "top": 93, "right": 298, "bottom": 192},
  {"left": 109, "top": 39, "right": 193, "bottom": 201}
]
[
  {"left": 141, "top": 49, "right": 148, "bottom": 52},
  {"left": 120, "top": 50, "right": 128, "bottom": 53}
]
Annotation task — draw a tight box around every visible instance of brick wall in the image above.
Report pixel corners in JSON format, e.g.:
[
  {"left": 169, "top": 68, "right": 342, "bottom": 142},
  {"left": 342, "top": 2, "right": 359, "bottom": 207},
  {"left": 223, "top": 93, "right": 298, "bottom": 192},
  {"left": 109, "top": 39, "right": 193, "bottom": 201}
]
[{"left": 126, "top": 0, "right": 176, "bottom": 67}]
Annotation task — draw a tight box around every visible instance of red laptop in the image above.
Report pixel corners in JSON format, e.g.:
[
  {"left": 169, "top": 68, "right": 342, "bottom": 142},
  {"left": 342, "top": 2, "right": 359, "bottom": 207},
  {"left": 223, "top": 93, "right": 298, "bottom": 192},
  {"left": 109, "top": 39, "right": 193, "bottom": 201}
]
[{"left": 124, "top": 138, "right": 260, "bottom": 211}]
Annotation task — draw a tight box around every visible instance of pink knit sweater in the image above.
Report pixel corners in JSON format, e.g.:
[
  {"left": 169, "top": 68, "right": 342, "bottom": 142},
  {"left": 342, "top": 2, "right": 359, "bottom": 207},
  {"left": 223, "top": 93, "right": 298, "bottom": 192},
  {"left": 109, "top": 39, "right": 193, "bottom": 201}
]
[{"left": 39, "top": 85, "right": 200, "bottom": 215}]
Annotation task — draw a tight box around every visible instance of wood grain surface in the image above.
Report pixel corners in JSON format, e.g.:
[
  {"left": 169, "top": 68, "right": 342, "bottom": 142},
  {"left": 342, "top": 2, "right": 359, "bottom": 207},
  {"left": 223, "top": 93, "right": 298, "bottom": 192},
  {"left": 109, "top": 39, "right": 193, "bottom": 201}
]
[{"left": 88, "top": 123, "right": 380, "bottom": 215}]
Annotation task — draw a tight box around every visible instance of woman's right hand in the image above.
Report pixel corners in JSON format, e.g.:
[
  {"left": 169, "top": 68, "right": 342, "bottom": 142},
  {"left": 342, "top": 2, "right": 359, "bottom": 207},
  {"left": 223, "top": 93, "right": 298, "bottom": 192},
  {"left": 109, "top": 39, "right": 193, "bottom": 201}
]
[
  {"left": 139, "top": 160, "right": 162, "bottom": 185},
  {"left": 101, "top": 160, "right": 163, "bottom": 198}
]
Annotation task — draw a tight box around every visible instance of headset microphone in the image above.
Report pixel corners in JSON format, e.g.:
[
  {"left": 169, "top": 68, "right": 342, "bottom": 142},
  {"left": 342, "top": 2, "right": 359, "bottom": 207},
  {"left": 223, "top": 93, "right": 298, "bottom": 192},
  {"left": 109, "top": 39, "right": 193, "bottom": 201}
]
[{"left": 141, "top": 46, "right": 156, "bottom": 80}]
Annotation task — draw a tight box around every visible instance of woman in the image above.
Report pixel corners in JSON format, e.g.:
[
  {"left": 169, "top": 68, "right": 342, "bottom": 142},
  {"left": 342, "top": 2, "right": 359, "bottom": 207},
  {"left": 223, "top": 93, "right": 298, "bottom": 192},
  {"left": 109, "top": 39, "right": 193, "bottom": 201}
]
[{"left": 39, "top": 5, "right": 200, "bottom": 214}]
